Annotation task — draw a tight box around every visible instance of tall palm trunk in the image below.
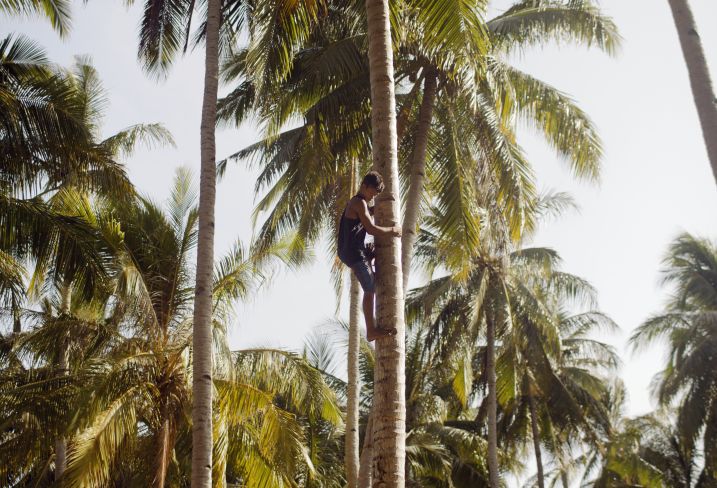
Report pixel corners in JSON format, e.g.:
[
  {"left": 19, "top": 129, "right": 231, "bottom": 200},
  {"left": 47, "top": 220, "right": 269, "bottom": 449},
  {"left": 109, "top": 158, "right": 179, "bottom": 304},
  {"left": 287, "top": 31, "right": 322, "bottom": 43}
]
[
  {"left": 358, "top": 72, "right": 434, "bottom": 478},
  {"left": 365, "top": 0, "right": 406, "bottom": 484},
  {"left": 486, "top": 314, "right": 499, "bottom": 487},
  {"left": 191, "top": 0, "right": 221, "bottom": 483},
  {"left": 528, "top": 394, "right": 545, "bottom": 488},
  {"left": 346, "top": 276, "right": 361, "bottom": 488},
  {"left": 55, "top": 283, "right": 71, "bottom": 480},
  {"left": 401, "top": 70, "right": 437, "bottom": 292},
  {"left": 667, "top": 0, "right": 717, "bottom": 186}
]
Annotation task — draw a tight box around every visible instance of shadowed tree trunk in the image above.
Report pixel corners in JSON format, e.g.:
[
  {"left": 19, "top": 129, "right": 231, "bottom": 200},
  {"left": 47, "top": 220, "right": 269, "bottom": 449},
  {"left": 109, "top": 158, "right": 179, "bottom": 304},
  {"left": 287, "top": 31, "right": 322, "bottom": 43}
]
[
  {"left": 401, "top": 70, "right": 437, "bottom": 292},
  {"left": 561, "top": 471, "right": 569, "bottom": 488},
  {"left": 358, "top": 412, "right": 374, "bottom": 488},
  {"left": 365, "top": 0, "right": 406, "bottom": 484},
  {"left": 154, "top": 404, "right": 176, "bottom": 488},
  {"left": 529, "top": 393, "right": 545, "bottom": 488},
  {"left": 11, "top": 295, "right": 21, "bottom": 334},
  {"left": 486, "top": 314, "right": 499, "bottom": 487},
  {"left": 191, "top": 0, "right": 221, "bottom": 483},
  {"left": 667, "top": 0, "right": 717, "bottom": 187},
  {"left": 346, "top": 275, "right": 362, "bottom": 488}
]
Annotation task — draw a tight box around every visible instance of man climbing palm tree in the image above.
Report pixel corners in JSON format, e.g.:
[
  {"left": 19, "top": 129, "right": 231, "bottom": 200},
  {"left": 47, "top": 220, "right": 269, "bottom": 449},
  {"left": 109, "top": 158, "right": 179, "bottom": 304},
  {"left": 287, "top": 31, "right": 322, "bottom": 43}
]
[{"left": 338, "top": 171, "right": 402, "bottom": 341}]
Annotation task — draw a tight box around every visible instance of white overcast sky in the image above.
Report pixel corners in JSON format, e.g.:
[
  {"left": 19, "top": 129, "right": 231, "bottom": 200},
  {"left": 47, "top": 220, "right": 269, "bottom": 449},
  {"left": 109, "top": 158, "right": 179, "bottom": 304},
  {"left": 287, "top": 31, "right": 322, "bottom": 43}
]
[{"left": 4, "top": 0, "right": 717, "bottom": 419}]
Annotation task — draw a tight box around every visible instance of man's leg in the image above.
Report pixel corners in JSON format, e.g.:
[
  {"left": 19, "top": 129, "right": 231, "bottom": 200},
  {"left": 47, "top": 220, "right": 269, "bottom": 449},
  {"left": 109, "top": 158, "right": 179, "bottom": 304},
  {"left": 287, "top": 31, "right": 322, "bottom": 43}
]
[
  {"left": 362, "top": 290, "right": 378, "bottom": 340},
  {"left": 352, "top": 261, "right": 396, "bottom": 342}
]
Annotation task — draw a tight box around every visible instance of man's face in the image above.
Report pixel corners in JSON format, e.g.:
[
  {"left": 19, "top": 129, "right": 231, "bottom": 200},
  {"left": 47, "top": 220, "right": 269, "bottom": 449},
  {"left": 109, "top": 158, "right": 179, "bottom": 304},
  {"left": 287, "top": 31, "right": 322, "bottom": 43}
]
[{"left": 364, "top": 185, "right": 380, "bottom": 200}]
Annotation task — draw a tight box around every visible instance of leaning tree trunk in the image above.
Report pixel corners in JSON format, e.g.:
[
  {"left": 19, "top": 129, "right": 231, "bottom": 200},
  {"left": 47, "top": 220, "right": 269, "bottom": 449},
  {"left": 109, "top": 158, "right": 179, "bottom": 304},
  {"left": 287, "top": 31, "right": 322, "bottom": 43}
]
[
  {"left": 401, "top": 70, "right": 437, "bottom": 292},
  {"left": 191, "top": 0, "right": 221, "bottom": 483},
  {"left": 365, "top": 0, "right": 406, "bottom": 484},
  {"left": 528, "top": 394, "right": 545, "bottom": 488},
  {"left": 667, "top": 0, "right": 717, "bottom": 187},
  {"left": 486, "top": 315, "right": 500, "bottom": 487},
  {"left": 346, "top": 276, "right": 362, "bottom": 488},
  {"left": 55, "top": 284, "right": 71, "bottom": 481}
]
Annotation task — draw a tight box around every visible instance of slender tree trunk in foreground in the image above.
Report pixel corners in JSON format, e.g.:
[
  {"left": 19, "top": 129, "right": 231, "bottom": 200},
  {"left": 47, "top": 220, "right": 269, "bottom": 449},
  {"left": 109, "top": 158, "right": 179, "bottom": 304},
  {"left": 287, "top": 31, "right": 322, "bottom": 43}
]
[
  {"left": 486, "top": 315, "right": 500, "bottom": 487},
  {"left": 529, "top": 394, "right": 545, "bottom": 488},
  {"left": 401, "top": 70, "right": 437, "bottom": 292},
  {"left": 346, "top": 276, "right": 362, "bottom": 488},
  {"left": 365, "top": 0, "right": 406, "bottom": 483},
  {"left": 667, "top": 0, "right": 717, "bottom": 187},
  {"left": 191, "top": 0, "right": 220, "bottom": 483}
]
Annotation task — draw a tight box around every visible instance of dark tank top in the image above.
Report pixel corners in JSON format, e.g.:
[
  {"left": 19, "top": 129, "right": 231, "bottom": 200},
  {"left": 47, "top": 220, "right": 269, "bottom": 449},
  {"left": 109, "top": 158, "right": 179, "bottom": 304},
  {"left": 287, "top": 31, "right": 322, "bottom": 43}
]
[{"left": 338, "top": 195, "right": 368, "bottom": 266}]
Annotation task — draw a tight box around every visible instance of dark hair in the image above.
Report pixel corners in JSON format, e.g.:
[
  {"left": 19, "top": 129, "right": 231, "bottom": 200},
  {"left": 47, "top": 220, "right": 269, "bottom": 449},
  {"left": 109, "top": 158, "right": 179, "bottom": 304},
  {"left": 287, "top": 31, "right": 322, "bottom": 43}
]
[{"left": 361, "top": 171, "right": 385, "bottom": 193}]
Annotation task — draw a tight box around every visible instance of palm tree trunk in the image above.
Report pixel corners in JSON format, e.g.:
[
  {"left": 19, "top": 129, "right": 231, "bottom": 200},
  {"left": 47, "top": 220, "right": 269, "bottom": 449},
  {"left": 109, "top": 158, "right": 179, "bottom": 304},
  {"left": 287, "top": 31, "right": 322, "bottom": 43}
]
[
  {"left": 358, "top": 413, "right": 374, "bottom": 488},
  {"left": 486, "top": 315, "right": 500, "bottom": 487},
  {"left": 365, "top": 0, "right": 406, "bottom": 484},
  {"left": 346, "top": 276, "right": 361, "bottom": 488},
  {"left": 529, "top": 394, "right": 545, "bottom": 488},
  {"left": 191, "top": 0, "right": 221, "bottom": 483},
  {"left": 154, "top": 406, "right": 175, "bottom": 488},
  {"left": 401, "top": 70, "right": 437, "bottom": 292},
  {"left": 55, "top": 284, "right": 71, "bottom": 480},
  {"left": 11, "top": 294, "right": 21, "bottom": 334},
  {"left": 561, "top": 471, "right": 569, "bottom": 488},
  {"left": 667, "top": 0, "right": 717, "bottom": 187}
]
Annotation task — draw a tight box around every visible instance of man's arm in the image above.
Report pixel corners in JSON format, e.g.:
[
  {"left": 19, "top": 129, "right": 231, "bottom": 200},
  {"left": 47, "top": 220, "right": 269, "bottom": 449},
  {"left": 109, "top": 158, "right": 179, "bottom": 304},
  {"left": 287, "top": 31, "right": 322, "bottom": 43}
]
[{"left": 354, "top": 199, "right": 401, "bottom": 238}]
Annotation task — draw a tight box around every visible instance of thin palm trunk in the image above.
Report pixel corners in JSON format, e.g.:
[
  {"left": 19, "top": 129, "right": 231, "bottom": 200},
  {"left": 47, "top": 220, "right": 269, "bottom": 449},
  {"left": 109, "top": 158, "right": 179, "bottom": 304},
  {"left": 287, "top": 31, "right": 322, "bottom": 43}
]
[
  {"left": 667, "top": 0, "right": 717, "bottom": 187},
  {"left": 401, "top": 70, "right": 437, "bottom": 292},
  {"left": 358, "top": 413, "right": 374, "bottom": 488},
  {"left": 529, "top": 393, "right": 545, "bottom": 488},
  {"left": 561, "top": 471, "right": 569, "bottom": 488},
  {"left": 486, "top": 315, "right": 499, "bottom": 487},
  {"left": 154, "top": 406, "right": 175, "bottom": 488},
  {"left": 365, "top": 0, "right": 406, "bottom": 484},
  {"left": 191, "top": 0, "right": 221, "bottom": 483},
  {"left": 55, "top": 284, "right": 71, "bottom": 480},
  {"left": 11, "top": 295, "right": 21, "bottom": 334},
  {"left": 346, "top": 276, "right": 361, "bottom": 488}
]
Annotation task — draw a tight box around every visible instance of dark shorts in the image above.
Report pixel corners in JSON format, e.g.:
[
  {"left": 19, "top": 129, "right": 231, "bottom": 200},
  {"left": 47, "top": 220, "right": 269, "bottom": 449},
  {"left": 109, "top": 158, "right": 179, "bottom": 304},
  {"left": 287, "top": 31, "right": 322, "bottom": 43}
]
[{"left": 351, "top": 260, "right": 375, "bottom": 293}]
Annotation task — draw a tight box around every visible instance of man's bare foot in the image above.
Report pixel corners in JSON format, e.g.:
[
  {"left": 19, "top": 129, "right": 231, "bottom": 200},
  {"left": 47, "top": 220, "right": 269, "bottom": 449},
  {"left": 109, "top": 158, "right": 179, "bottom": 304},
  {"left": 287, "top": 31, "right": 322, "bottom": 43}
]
[{"left": 367, "top": 326, "right": 397, "bottom": 342}]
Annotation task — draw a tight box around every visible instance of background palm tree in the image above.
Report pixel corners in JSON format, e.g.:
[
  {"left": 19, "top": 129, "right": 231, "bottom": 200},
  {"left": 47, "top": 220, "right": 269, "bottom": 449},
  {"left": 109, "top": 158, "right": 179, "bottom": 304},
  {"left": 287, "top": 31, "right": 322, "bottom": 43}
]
[{"left": 629, "top": 233, "right": 717, "bottom": 484}]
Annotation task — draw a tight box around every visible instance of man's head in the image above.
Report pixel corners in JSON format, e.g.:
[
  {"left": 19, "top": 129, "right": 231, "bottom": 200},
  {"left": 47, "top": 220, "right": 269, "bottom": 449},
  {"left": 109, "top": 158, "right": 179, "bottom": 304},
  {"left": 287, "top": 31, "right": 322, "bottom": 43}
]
[{"left": 359, "top": 171, "right": 385, "bottom": 200}]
